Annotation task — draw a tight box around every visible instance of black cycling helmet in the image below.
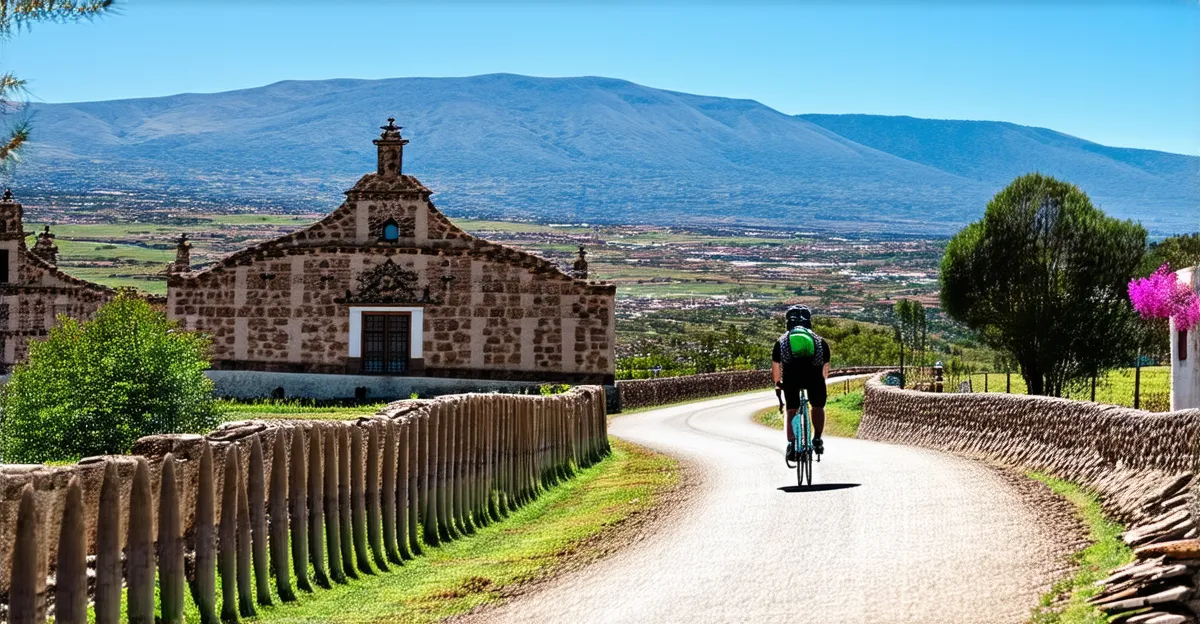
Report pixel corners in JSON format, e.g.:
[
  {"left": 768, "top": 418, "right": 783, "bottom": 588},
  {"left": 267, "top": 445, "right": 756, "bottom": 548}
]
[{"left": 785, "top": 305, "right": 813, "bottom": 330}]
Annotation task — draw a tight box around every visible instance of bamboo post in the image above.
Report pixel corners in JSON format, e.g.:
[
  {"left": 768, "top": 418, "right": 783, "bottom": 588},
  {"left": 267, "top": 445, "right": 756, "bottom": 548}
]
[
  {"left": 219, "top": 446, "right": 241, "bottom": 623},
  {"left": 270, "top": 430, "right": 296, "bottom": 601},
  {"left": 158, "top": 456, "right": 186, "bottom": 624},
  {"left": 95, "top": 462, "right": 123, "bottom": 624},
  {"left": 338, "top": 425, "right": 358, "bottom": 578},
  {"left": 322, "top": 425, "right": 346, "bottom": 584},
  {"left": 56, "top": 477, "right": 88, "bottom": 624},
  {"left": 127, "top": 457, "right": 155, "bottom": 624},
  {"left": 236, "top": 446, "right": 257, "bottom": 617},
  {"left": 193, "top": 443, "right": 219, "bottom": 624},
  {"left": 381, "top": 419, "right": 401, "bottom": 564},
  {"left": 248, "top": 435, "right": 273, "bottom": 606},
  {"left": 290, "top": 427, "right": 313, "bottom": 593},
  {"left": 406, "top": 416, "right": 420, "bottom": 556},
  {"left": 351, "top": 424, "right": 374, "bottom": 574},
  {"left": 9, "top": 484, "right": 44, "bottom": 624}
]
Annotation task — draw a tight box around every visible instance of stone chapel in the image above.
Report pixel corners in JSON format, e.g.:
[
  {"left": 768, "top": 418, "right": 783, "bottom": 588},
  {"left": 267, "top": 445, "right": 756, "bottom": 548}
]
[
  {"left": 0, "top": 120, "right": 616, "bottom": 385},
  {"left": 165, "top": 120, "right": 615, "bottom": 384}
]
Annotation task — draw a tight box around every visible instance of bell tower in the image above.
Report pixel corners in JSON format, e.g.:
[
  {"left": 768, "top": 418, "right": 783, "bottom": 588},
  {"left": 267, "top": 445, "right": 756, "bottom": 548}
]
[{"left": 374, "top": 117, "right": 409, "bottom": 178}]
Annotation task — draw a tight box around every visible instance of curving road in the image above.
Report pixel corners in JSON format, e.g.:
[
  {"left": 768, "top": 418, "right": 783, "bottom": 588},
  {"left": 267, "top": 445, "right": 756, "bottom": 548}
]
[{"left": 473, "top": 382, "right": 1063, "bottom": 624}]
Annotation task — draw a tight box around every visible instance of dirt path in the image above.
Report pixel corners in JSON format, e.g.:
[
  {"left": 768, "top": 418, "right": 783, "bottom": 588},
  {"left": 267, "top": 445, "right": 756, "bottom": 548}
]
[{"left": 469, "top": 387, "right": 1066, "bottom": 624}]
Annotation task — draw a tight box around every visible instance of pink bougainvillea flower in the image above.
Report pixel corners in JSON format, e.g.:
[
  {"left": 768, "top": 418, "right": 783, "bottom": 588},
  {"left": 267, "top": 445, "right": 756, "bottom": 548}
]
[
  {"left": 1178, "top": 290, "right": 1200, "bottom": 331},
  {"left": 1128, "top": 263, "right": 1200, "bottom": 331}
]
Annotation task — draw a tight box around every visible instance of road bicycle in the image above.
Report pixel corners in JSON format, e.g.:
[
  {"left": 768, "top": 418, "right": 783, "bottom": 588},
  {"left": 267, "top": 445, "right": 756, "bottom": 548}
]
[{"left": 778, "top": 386, "right": 816, "bottom": 487}]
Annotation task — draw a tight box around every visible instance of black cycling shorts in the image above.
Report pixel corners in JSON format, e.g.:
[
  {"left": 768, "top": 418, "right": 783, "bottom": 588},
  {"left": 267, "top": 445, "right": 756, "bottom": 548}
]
[{"left": 782, "top": 380, "right": 827, "bottom": 410}]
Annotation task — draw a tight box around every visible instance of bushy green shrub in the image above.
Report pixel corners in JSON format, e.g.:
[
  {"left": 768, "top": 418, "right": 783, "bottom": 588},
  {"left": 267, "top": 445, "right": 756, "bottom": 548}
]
[{"left": 0, "top": 291, "right": 219, "bottom": 463}]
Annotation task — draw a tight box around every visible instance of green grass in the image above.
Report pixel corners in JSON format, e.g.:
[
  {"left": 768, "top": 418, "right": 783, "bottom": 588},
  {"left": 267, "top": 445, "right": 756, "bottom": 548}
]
[
  {"left": 1029, "top": 472, "right": 1133, "bottom": 624},
  {"left": 753, "top": 389, "right": 865, "bottom": 438},
  {"left": 218, "top": 399, "right": 389, "bottom": 421},
  {"left": 959, "top": 367, "right": 1171, "bottom": 411},
  {"left": 177, "top": 440, "right": 676, "bottom": 623}
]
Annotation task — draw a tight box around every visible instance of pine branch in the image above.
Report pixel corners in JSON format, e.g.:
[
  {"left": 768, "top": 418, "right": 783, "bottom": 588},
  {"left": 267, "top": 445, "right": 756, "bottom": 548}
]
[
  {"left": 0, "top": 121, "right": 29, "bottom": 162},
  {"left": 0, "top": 0, "right": 113, "bottom": 37}
]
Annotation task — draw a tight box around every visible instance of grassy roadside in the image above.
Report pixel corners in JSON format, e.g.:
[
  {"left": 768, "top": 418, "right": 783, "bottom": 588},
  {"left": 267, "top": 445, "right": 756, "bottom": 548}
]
[
  {"left": 752, "top": 390, "right": 865, "bottom": 438},
  {"left": 166, "top": 440, "right": 678, "bottom": 624},
  {"left": 1028, "top": 472, "right": 1133, "bottom": 624}
]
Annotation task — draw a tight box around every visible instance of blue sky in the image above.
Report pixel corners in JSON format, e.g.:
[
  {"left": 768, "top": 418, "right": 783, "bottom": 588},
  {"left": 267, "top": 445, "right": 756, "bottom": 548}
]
[{"left": 2, "top": 1, "right": 1197, "bottom": 155}]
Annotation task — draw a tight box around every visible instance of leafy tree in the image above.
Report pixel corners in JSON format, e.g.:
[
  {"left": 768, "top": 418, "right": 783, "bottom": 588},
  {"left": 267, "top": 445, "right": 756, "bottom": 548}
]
[
  {"left": 892, "top": 299, "right": 926, "bottom": 382},
  {"left": 0, "top": 0, "right": 112, "bottom": 163},
  {"left": 1140, "top": 233, "right": 1200, "bottom": 278},
  {"left": 0, "top": 291, "right": 219, "bottom": 463},
  {"left": 940, "top": 173, "right": 1146, "bottom": 396}
]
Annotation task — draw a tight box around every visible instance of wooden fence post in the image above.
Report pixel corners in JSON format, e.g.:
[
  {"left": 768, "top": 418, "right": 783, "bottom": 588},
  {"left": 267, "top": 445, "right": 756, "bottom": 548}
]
[
  {"left": 158, "top": 456, "right": 186, "bottom": 624},
  {"left": 322, "top": 425, "right": 346, "bottom": 585},
  {"left": 454, "top": 398, "right": 472, "bottom": 536},
  {"left": 56, "top": 477, "right": 87, "bottom": 624},
  {"left": 248, "top": 435, "right": 273, "bottom": 606},
  {"left": 95, "top": 462, "right": 123, "bottom": 624},
  {"left": 219, "top": 446, "right": 241, "bottom": 623},
  {"left": 270, "top": 430, "right": 296, "bottom": 601},
  {"left": 128, "top": 457, "right": 155, "bottom": 624},
  {"left": 422, "top": 404, "right": 440, "bottom": 547},
  {"left": 406, "top": 415, "right": 421, "bottom": 556},
  {"left": 9, "top": 484, "right": 44, "bottom": 624},
  {"left": 446, "top": 398, "right": 462, "bottom": 539},
  {"left": 291, "top": 427, "right": 314, "bottom": 593},
  {"left": 381, "top": 419, "right": 402, "bottom": 564},
  {"left": 435, "top": 402, "right": 453, "bottom": 543},
  {"left": 236, "top": 445, "right": 257, "bottom": 617},
  {"left": 351, "top": 424, "right": 374, "bottom": 574},
  {"left": 193, "top": 443, "right": 219, "bottom": 624},
  {"left": 337, "top": 425, "right": 358, "bottom": 579}
]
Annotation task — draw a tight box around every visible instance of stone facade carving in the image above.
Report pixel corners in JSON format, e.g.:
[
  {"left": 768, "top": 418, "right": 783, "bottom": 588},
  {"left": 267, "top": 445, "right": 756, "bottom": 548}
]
[
  {"left": 30, "top": 226, "right": 58, "bottom": 265},
  {"left": 166, "top": 121, "right": 616, "bottom": 383},
  {"left": 0, "top": 192, "right": 114, "bottom": 372}
]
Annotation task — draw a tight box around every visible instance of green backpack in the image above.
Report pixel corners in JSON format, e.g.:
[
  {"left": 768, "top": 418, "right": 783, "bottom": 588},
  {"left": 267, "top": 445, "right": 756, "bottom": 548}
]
[{"left": 786, "top": 327, "right": 817, "bottom": 359}]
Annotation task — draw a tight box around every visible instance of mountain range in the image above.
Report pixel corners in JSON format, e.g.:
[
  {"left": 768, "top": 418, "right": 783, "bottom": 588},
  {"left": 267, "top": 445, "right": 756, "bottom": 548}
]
[{"left": 14, "top": 74, "right": 1198, "bottom": 236}]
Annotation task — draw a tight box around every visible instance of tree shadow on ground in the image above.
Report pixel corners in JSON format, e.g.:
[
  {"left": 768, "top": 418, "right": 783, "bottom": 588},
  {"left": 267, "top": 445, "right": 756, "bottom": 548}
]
[{"left": 777, "top": 484, "right": 861, "bottom": 493}]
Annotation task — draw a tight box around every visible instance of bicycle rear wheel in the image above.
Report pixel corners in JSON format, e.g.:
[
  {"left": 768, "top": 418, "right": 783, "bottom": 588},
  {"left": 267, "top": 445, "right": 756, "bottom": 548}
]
[{"left": 803, "top": 452, "right": 813, "bottom": 487}]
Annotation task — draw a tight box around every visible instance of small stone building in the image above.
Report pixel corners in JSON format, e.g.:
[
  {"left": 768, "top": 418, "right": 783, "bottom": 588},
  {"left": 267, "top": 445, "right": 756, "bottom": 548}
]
[
  {"left": 0, "top": 191, "right": 114, "bottom": 370},
  {"left": 166, "top": 120, "right": 616, "bottom": 384}
]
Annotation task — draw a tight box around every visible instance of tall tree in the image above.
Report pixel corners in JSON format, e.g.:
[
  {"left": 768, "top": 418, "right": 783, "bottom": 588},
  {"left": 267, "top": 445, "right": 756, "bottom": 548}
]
[
  {"left": 892, "top": 298, "right": 926, "bottom": 382},
  {"left": 0, "top": 0, "right": 112, "bottom": 163},
  {"left": 940, "top": 173, "right": 1146, "bottom": 396}
]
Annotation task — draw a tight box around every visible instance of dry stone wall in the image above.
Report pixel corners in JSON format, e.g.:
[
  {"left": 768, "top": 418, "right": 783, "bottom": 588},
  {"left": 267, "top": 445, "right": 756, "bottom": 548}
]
[
  {"left": 859, "top": 376, "right": 1200, "bottom": 623},
  {"left": 616, "top": 367, "right": 887, "bottom": 411},
  {"left": 0, "top": 386, "right": 609, "bottom": 621}
]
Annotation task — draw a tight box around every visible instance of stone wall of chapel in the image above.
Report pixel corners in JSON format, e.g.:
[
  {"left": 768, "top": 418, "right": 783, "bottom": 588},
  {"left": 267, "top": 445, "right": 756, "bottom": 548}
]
[
  {"left": 0, "top": 247, "right": 112, "bottom": 370},
  {"left": 168, "top": 243, "right": 615, "bottom": 381}
]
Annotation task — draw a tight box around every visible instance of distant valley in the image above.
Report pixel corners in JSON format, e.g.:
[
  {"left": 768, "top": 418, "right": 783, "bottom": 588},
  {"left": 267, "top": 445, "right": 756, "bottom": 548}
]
[{"left": 12, "top": 74, "right": 1198, "bottom": 235}]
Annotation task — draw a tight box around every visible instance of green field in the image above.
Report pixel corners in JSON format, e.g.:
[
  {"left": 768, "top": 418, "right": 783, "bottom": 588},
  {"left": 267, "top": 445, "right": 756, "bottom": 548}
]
[
  {"left": 219, "top": 399, "right": 389, "bottom": 421},
  {"left": 957, "top": 367, "right": 1171, "bottom": 411}
]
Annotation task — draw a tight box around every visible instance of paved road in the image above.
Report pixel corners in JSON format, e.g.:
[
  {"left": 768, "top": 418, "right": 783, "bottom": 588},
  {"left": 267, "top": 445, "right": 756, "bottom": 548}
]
[{"left": 474, "top": 383, "right": 1062, "bottom": 624}]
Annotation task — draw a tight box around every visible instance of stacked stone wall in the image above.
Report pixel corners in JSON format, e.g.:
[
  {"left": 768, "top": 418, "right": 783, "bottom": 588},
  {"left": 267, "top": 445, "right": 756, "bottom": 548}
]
[
  {"left": 859, "top": 376, "right": 1200, "bottom": 621},
  {"left": 615, "top": 367, "right": 887, "bottom": 410}
]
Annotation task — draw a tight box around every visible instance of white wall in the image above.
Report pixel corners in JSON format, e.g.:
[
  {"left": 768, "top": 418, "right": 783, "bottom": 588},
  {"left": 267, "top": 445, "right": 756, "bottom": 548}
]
[{"left": 1171, "top": 266, "right": 1200, "bottom": 411}]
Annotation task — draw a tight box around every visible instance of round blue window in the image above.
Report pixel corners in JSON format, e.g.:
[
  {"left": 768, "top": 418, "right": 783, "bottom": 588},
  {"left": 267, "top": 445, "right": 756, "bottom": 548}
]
[{"left": 383, "top": 222, "right": 400, "bottom": 241}]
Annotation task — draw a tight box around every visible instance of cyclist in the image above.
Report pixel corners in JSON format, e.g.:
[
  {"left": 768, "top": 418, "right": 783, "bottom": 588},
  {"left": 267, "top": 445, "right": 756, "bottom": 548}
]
[{"left": 771, "top": 305, "right": 831, "bottom": 461}]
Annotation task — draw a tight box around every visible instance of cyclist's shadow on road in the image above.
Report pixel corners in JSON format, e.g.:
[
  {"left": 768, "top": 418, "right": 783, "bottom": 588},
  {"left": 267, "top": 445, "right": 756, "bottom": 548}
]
[{"left": 777, "top": 484, "right": 862, "bottom": 493}]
